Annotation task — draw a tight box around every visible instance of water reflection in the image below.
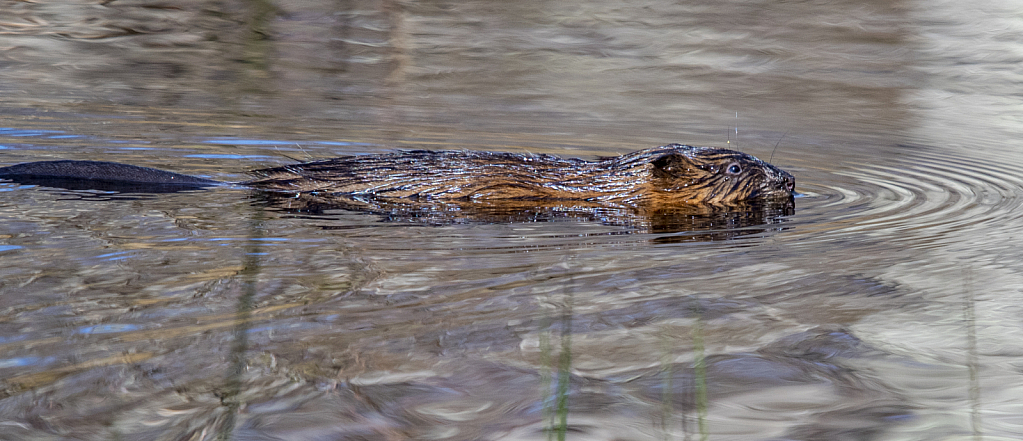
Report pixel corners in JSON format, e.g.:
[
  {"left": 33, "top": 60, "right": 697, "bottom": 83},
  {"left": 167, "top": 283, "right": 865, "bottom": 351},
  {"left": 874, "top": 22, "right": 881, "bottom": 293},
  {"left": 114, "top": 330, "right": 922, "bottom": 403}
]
[
  {"left": 259, "top": 191, "right": 794, "bottom": 237},
  {"left": 538, "top": 273, "right": 574, "bottom": 440},
  {"left": 3, "top": 0, "right": 1023, "bottom": 439},
  {"left": 218, "top": 199, "right": 267, "bottom": 439}
]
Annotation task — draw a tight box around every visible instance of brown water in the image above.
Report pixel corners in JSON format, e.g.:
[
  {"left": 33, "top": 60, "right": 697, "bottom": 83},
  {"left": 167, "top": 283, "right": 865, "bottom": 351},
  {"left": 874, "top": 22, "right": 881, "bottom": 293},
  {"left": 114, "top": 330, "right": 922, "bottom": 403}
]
[{"left": 2, "top": 1, "right": 1023, "bottom": 440}]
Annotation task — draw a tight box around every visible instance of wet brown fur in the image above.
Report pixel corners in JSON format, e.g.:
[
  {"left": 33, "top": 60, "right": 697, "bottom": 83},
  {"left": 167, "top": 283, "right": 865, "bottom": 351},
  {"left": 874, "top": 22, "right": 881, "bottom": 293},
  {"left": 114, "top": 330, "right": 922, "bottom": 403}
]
[{"left": 245, "top": 144, "right": 795, "bottom": 206}]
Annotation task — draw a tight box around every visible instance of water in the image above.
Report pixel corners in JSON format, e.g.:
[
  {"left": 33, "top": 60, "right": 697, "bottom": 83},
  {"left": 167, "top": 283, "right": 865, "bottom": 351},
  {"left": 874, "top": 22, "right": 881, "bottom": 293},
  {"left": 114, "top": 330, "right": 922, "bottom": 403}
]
[{"left": 2, "top": 0, "right": 1023, "bottom": 439}]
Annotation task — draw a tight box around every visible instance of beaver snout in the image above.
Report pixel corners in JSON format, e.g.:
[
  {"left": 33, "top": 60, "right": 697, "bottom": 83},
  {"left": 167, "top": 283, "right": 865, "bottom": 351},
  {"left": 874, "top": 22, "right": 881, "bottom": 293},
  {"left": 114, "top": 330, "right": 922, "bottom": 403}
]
[{"left": 761, "top": 173, "right": 795, "bottom": 199}]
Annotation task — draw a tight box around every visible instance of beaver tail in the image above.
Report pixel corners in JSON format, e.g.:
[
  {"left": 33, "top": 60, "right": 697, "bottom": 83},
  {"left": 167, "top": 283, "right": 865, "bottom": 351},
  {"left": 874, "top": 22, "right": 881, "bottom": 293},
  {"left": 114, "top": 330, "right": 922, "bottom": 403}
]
[{"left": 0, "top": 160, "right": 222, "bottom": 192}]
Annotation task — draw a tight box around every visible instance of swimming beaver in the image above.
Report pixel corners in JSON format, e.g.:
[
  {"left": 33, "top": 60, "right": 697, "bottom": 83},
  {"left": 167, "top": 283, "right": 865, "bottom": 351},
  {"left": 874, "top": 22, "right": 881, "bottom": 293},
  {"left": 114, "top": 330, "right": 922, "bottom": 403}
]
[{"left": 0, "top": 144, "right": 794, "bottom": 206}]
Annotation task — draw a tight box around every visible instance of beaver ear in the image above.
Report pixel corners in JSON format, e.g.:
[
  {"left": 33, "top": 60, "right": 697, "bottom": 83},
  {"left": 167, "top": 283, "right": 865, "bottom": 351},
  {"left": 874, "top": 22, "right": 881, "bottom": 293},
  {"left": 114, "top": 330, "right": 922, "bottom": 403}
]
[{"left": 650, "top": 153, "right": 694, "bottom": 179}]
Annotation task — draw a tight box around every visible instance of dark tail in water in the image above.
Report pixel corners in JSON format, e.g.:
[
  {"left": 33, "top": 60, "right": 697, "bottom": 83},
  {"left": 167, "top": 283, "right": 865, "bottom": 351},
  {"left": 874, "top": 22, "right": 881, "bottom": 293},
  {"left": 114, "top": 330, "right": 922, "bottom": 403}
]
[{"left": 0, "top": 160, "right": 222, "bottom": 193}]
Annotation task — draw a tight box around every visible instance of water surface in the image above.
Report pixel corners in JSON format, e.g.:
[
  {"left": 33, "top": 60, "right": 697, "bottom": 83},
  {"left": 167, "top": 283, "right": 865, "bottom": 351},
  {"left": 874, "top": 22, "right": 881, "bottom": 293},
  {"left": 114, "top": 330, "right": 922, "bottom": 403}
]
[{"left": 2, "top": 0, "right": 1023, "bottom": 439}]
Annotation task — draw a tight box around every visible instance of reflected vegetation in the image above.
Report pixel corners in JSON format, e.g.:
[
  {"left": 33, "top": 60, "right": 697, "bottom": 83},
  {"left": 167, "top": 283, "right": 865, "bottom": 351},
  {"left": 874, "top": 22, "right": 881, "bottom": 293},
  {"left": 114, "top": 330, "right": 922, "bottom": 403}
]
[
  {"left": 2, "top": 0, "right": 1023, "bottom": 439},
  {"left": 217, "top": 204, "right": 267, "bottom": 439},
  {"left": 538, "top": 277, "right": 574, "bottom": 441}
]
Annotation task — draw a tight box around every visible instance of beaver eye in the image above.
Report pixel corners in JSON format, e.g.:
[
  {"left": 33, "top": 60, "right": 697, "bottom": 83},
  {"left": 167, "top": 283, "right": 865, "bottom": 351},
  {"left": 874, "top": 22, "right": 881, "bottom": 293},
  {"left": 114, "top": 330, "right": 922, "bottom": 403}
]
[{"left": 726, "top": 163, "right": 742, "bottom": 174}]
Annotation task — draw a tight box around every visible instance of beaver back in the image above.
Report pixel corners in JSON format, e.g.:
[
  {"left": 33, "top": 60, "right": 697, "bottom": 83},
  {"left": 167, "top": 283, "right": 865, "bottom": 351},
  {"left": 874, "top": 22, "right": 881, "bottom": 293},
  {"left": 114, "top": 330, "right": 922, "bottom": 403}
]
[{"left": 244, "top": 145, "right": 794, "bottom": 206}]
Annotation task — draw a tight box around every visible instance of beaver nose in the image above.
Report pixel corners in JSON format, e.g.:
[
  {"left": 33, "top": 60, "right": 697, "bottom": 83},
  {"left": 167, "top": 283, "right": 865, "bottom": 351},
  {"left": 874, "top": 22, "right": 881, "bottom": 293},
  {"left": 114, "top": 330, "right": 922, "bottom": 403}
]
[{"left": 784, "top": 176, "right": 795, "bottom": 192}]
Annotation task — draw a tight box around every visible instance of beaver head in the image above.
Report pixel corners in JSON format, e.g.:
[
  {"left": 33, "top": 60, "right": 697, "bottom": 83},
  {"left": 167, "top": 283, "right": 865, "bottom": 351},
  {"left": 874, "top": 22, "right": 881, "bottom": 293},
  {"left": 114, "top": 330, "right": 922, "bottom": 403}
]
[{"left": 643, "top": 144, "right": 795, "bottom": 205}]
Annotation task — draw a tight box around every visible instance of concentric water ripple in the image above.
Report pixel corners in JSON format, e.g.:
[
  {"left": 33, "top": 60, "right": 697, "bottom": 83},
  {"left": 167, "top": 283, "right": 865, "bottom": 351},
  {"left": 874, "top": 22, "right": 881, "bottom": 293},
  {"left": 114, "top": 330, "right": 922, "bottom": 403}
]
[{"left": 791, "top": 146, "right": 1023, "bottom": 247}]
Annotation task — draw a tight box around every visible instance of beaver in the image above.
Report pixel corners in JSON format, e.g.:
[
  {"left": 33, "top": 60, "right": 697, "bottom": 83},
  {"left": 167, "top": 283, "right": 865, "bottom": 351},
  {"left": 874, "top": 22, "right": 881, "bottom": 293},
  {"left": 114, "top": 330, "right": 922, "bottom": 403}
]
[{"left": 0, "top": 144, "right": 794, "bottom": 206}]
